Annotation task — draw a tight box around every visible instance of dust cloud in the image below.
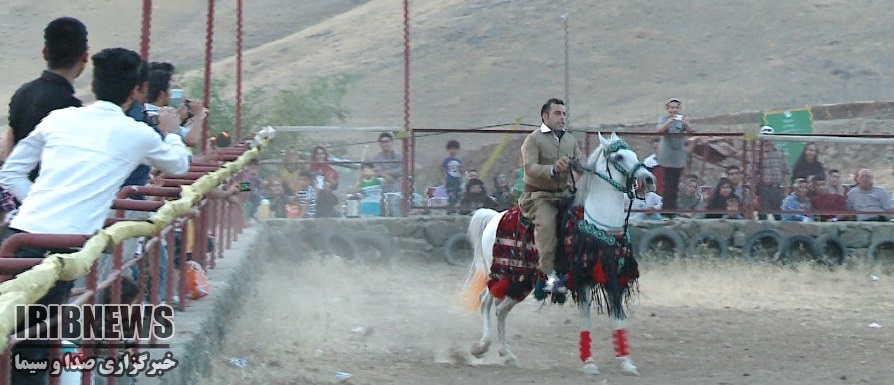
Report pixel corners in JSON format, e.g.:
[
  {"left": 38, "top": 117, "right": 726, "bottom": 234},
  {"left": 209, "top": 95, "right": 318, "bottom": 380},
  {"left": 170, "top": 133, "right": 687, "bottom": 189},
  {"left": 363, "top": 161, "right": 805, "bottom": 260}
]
[{"left": 201, "top": 248, "right": 894, "bottom": 385}]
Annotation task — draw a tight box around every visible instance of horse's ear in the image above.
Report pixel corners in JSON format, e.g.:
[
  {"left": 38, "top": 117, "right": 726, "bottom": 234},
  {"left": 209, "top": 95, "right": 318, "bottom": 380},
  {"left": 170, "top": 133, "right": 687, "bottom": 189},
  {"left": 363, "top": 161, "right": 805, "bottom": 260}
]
[
  {"left": 598, "top": 132, "right": 609, "bottom": 146},
  {"left": 611, "top": 132, "right": 620, "bottom": 142}
]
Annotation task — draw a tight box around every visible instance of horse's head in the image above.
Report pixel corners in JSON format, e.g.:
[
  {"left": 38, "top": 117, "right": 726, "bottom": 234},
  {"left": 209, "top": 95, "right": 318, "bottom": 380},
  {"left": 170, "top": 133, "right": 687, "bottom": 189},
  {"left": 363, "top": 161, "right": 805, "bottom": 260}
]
[{"left": 575, "top": 132, "right": 656, "bottom": 202}]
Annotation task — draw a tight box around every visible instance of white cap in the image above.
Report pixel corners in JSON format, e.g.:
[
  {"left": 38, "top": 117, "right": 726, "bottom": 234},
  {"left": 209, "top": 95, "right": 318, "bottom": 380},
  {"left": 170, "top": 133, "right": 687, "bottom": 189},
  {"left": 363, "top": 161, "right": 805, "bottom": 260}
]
[{"left": 759, "top": 126, "right": 775, "bottom": 134}]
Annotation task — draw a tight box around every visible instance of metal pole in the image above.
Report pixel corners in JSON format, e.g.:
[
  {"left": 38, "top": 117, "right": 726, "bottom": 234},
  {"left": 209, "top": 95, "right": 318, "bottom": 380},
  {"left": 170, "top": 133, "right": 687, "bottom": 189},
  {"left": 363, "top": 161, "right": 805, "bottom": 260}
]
[
  {"left": 139, "top": 0, "right": 153, "bottom": 59},
  {"left": 235, "top": 0, "right": 244, "bottom": 140},
  {"left": 401, "top": 0, "right": 411, "bottom": 217},
  {"left": 563, "top": 13, "right": 569, "bottom": 126},
  {"left": 202, "top": 0, "right": 216, "bottom": 155}
]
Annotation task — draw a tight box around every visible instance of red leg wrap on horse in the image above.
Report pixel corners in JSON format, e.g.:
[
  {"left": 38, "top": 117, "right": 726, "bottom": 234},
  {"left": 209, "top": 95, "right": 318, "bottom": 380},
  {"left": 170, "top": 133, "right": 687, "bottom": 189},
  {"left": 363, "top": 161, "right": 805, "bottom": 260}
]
[
  {"left": 489, "top": 278, "right": 510, "bottom": 299},
  {"left": 579, "top": 331, "right": 592, "bottom": 362},
  {"left": 613, "top": 329, "right": 629, "bottom": 357}
]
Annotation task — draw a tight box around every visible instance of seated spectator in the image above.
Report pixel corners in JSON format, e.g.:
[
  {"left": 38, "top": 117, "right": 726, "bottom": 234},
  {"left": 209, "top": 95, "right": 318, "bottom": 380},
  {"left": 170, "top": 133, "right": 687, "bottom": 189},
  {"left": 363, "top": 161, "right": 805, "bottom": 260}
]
[
  {"left": 264, "top": 179, "right": 291, "bottom": 218},
  {"left": 725, "top": 165, "right": 752, "bottom": 208},
  {"left": 460, "top": 177, "right": 498, "bottom": 214},
  {"left": 722, "top": 196, "right": 745, "bottom": 220},
  {"left": 791, "top": 142, "right": 826, "bottom": 182},
  {"left": 846, "top": 168, "right": 893, "bottom": 221},
  {"left": 627, "top": 190, "right": 663, "bottom": 221},
  {"left": 309, "top": 145, "right": 340, "bottom": 189},
  {"left": 826, "top": 168, "right": 847, "bottom": 195},
  {"left": 315, "top": 179, "right": 340, "bottom": 218},
  {"left": 293, "top": 170, "right": 317, "bottom": 219},
  {"left": 705, "top": 178, "right": 739, "bottom": 219},
  {"left": 810, "top": 172, "right": 846, "bottom": 221},
  {"left": 676, "top": 176, "right": 705, "bottom": 219},
  {"left": 278, "top": 146, "right": 304, "bottom": 195},
  {"left": 491, "top": 172, "right": 513, "bottom": 210},
  {"left": 781, "top": 178, "right": 815, "bottom": 222}
]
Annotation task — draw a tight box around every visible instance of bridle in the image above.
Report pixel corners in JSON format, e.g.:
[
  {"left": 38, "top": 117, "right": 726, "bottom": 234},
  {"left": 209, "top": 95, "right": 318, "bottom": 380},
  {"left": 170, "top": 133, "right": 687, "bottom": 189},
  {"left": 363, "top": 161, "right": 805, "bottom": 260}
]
[
  {"left": 571, "top": 140, "right": 647, "bottom": 200},
  {"left": 569, "top": 139, "right": 647, "bottom": 235}
]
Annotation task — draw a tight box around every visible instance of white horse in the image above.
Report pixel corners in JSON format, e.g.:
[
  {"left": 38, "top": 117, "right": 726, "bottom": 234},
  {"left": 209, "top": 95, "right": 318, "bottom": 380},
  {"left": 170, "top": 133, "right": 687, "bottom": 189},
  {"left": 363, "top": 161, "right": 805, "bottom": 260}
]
[{"left": 461, "top": 132, "right": 655, "bottom": 376}]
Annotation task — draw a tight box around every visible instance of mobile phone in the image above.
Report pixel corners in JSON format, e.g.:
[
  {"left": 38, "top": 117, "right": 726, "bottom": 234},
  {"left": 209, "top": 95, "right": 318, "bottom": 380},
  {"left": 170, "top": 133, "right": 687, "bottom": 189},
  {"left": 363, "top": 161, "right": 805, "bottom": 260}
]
[
  {"left": 170, "top": 88, "right": 184, "bottom": 108},
  {"left": 674, "top": 114, "right": 683, "bottom": 121},
  {"left": 144, "top": 110, "right": 160, "bottom": 126},
  {"left": 238, "top": 182, "right": 251, "bottom": 192}
]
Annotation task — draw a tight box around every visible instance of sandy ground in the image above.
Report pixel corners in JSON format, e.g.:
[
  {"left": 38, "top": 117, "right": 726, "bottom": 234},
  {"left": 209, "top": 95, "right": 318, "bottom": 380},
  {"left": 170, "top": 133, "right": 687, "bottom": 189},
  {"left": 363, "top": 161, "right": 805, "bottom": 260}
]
[{"left": 201, "top": 254, "right": 894, "bottom": 385}]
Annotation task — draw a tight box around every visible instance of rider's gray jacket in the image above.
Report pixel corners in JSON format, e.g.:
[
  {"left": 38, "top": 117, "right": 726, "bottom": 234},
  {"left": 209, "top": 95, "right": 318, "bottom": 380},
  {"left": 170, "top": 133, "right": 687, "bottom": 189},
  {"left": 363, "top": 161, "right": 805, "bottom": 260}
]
[{"left": 521, "top": 123, "right": 581, "bottom": 193}]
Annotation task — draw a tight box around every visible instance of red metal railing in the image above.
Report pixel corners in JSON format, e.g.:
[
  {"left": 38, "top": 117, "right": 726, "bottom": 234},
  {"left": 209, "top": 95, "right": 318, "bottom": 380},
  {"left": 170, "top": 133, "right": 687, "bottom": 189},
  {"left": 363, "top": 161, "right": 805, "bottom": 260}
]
[{"left": 0, "top": 143, "right": 251, "bottom": 384}]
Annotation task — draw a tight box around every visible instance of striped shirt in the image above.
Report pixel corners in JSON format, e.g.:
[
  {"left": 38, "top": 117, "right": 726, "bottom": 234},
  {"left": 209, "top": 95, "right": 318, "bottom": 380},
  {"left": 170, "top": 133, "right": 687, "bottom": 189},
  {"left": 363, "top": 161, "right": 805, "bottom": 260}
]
[{"left": 296, "top": 186, "right": 317, "bottom": 219}]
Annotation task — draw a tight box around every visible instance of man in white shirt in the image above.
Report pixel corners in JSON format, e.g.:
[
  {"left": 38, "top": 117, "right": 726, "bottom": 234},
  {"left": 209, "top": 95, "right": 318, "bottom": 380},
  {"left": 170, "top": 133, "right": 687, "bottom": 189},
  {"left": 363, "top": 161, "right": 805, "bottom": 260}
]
[{"left": 0, "top": 47, "right": 190, "bottom": 385}]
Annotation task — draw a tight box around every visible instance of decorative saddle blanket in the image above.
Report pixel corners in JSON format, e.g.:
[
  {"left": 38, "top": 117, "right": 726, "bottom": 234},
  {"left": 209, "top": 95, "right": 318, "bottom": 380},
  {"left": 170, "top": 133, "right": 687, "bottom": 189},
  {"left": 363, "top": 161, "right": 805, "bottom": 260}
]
[{"left": 489, "top": 205, "right": 639, "bottom": 315}]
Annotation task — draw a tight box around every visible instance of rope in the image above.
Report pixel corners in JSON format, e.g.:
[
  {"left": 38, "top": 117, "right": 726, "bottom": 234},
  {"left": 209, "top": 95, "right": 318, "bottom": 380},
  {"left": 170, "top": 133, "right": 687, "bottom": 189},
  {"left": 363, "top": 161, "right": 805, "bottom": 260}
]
[{"left": 0, "top": 130, "right": 276, "bottom": 352}]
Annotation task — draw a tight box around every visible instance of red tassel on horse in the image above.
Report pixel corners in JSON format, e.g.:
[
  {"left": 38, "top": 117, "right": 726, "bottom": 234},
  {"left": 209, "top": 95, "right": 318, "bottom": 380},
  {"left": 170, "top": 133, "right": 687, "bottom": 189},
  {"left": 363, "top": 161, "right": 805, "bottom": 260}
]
[
  {"left": 592, "top": 262, "right": 608, "bottom": 285},
  {"left": 488, "top": 278, "right": 510, "bottom": 299}
]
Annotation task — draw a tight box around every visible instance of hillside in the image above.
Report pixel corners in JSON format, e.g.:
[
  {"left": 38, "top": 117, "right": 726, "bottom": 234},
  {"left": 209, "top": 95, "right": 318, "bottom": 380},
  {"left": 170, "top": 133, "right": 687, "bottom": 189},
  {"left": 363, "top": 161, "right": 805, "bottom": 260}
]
[{"left": 1, "top": 0, "right": 893, "bottom": 167}]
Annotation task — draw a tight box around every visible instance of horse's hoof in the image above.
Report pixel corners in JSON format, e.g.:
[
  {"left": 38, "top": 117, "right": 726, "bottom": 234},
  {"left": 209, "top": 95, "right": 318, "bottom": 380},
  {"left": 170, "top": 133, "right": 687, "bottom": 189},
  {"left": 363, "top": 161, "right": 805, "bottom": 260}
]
[
  {"left": 580, "top": 360, "right": 600, "bottom": 375},
  {"left": 471, "top": 341, "right": 490, "bottom": 358},
  {"left": 617, "top": 356, "right": 640, "bottom": 376},
  {"left": 498, "top": 350, "right": 519, "bottom": 367}
]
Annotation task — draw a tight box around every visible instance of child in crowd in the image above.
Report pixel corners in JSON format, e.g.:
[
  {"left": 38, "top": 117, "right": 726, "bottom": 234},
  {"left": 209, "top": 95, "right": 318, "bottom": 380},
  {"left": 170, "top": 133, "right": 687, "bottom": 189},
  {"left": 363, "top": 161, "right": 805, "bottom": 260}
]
[
  {"left": 354, "top": 162, "right": 384, "bottom": 217},
  {"left": 293, "top": 171, "right": 317, "bottom": 219},
  {"left": 442, "top": 140, "right": 463, "bottom": 212},
  {"left": 627, "top": 191, "right": 664, "bottom": 221},
  {"left": 721, "top": 196, "right": 745, "bottom": 219}
]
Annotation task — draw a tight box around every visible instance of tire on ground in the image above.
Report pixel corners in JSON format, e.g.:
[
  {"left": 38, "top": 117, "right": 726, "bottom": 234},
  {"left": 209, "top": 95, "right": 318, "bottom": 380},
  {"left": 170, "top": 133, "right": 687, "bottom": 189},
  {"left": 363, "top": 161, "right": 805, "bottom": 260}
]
[
  {"left": 319, "top": 229, "right": 358, "bottom": 261},
  {"left": 687, "top": 230, "right": 730, "bottom": 259},
  {"left": 814, "top": 234, "right": 848, "bottom": 266},
  {"left": 742, "top": 229, "right": 784, "bottom": 262},
  {"left": 868, "top": 239, "right": 894, "bottom": 273},
  {"left": 779, "top": 234, "right": 822, "bottom": 263},
  {"left": 637, "top": 227, "right": 686, "bottom": 259},
  {"left": 351, "top": 230, "right": 394, "bottom": 265},
  {"left": 443, "top": 232, "right": 473, "bottom": 266}
]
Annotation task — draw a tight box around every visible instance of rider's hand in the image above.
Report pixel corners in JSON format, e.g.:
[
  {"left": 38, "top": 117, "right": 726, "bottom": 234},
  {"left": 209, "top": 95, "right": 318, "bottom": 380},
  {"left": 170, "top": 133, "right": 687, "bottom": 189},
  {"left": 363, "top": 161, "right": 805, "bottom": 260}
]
[{"left": 554, "top": 156, "right": 570, "bottom": 173}]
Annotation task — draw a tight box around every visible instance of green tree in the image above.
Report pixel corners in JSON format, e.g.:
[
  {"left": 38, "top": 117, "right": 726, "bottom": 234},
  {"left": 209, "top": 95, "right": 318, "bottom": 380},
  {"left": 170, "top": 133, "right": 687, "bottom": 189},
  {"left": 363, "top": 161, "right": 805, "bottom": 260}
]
[{"left": 182, "top": 73, "right": 355, "bottom": 156}]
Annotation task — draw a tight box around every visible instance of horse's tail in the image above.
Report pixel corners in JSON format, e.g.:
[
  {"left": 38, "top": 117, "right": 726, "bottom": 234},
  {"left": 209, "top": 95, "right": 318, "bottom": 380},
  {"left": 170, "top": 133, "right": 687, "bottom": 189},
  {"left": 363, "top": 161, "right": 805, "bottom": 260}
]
[{"left": 460, "top": 208, "right": 499, "bottom": 313}]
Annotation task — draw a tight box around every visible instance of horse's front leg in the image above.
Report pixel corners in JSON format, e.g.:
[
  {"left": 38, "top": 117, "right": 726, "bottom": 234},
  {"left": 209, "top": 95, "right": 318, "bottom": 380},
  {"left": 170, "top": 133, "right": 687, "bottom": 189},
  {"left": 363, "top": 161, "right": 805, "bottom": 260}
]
[
  {"left": 471, "top": 289, "right": 494, "bottom": 357},
  {"left": 494, "top": 297, "right": 519, "bottom": 367},
  {"left": 578, "top": 288, "right": 600, "bottom": 375},
  {"left": 612, "top": 317, "right": 640, "bottom": 376}
]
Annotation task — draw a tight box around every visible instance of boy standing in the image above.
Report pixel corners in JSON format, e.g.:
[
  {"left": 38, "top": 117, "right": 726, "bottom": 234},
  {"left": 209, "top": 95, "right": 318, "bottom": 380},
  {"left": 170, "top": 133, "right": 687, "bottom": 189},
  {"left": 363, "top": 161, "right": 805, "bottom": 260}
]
[
  {"left": 442, "top": 140, "right": 464, "bottom": 212},
  {"left": 657, "top": 98, "right": 693, "bottom": 215},
  {"left": 355, "top": 162, "right": 384, "bottom": 217}
]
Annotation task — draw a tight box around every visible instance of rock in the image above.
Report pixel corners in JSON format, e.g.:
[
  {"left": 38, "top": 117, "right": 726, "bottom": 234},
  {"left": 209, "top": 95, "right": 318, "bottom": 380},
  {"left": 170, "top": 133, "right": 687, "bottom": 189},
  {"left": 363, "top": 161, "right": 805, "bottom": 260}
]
[{"left": 424, "top": 221, "right": 453, "bottom": 246}]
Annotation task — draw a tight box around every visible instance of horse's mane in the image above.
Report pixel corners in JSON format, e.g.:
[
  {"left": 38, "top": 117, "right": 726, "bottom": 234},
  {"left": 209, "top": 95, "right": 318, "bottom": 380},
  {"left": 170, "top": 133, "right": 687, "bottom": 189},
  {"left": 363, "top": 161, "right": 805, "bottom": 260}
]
[{"left": 573, "top": 144, "right": 606, "bottom": 207}]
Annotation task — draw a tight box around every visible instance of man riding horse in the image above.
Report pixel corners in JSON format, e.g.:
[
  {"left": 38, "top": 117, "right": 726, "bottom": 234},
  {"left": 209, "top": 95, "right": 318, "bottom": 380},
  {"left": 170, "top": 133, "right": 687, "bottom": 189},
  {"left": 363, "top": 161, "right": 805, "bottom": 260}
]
[{"left": 518, "top": 98, "right": 581, "bottom": 295}]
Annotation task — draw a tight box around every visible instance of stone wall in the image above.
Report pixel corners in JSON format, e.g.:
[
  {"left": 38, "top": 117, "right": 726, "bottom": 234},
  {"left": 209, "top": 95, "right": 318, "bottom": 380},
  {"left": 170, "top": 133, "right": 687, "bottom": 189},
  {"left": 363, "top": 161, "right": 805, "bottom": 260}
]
[{"left": 260, "top": 216, "right": 894, "bottom": 264}]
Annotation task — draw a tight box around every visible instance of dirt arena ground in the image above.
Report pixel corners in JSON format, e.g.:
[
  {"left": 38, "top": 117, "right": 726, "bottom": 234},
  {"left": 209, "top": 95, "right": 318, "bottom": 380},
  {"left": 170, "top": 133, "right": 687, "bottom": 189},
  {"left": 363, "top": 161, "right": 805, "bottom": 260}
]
[{"left": 201, "top": 253, "right": 894, "bottom": 385}]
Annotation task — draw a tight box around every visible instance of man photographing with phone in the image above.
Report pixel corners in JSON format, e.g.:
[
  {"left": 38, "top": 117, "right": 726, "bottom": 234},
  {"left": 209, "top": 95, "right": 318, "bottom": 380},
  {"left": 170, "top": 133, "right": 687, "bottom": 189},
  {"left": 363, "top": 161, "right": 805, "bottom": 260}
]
[{"left": 144, "top": 62, "right": 204, "bottom": 148}]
